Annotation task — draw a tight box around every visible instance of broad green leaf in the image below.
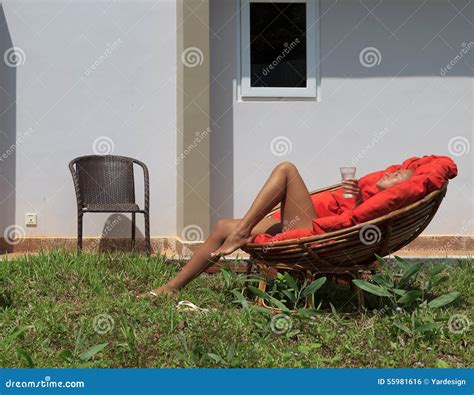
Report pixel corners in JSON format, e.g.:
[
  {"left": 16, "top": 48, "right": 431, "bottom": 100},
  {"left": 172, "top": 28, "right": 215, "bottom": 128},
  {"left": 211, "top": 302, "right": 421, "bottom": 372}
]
[
  {"left": 282, "top": 290, "right": 297, "bottom": 304},
  {"left": 207, "top": 353, "right": 226, "bottom": 364},
  {"left": 78, "top": 342, "right": 108, "bottom": 361},
  {"left": 427, "top": 292, "right": 461, "bottom": 309},
  {"left": 249, "top": 306, "right": 273, "bottom": 316},
  {"left": 248, "top": 286, "right": 290, "bottom": 311},
  {"left": 266, "top": 295, "right": 291, "bottom": 312},
  {"left": 283, "top": 272, "right": 299, "bottom": 292},
  {"left": 247, "top": 285, "right": 267, "bottom": 299},
  {"left": 301, "top": 277, "right": 327, "bottom": 298},
  {"left": 372, "top": 274, "right": 392, "bottom": 288},
  {"left": 397, "top": 290, "right": 422, "bottom": 304},
  {"left": 352, "top": 279, "right": 391, "bottom": 297},
  {"left": 398, "top": 261, "right": 424, "bottom": 288},
  {"left": 374, "top": 254, "right": 387, "bottom": 267},
  {"left": 392, "top": 289, "right": 407, "bottom": 296},
  {"left": 393, "top": 319, "right": 412, "bottom": 335},
  {"left": 394, "top": 255, "right": 412, "bottom": 272},
  {"left": 414, "top": 322, "right": 440, "bottom": 332}
]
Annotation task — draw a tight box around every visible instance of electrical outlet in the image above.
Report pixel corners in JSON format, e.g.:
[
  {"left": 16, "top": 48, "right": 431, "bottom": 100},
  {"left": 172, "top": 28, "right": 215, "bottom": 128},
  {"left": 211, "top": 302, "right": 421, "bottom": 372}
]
[{"left": 26, "top": 213, "right": 37, "bottom": 227}]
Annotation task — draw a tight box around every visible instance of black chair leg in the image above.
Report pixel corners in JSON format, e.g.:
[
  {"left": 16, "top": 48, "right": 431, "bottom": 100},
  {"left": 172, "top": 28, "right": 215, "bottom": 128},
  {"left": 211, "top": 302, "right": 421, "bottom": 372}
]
[
  {"left": 77, "top": 212, "right": 83, "bottom": 255},
  {"left": 144, "top": 211, "right": 151, "bottom": 256},
  {"left": 131, "top": 212, "right": 136, "bottom": 251}
]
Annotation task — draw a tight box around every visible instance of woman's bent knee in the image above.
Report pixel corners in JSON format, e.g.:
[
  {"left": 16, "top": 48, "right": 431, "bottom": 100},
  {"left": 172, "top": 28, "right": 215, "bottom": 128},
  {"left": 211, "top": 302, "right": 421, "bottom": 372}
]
[{"left": 275, "top": 161, "right": 297, "bottom": 174}]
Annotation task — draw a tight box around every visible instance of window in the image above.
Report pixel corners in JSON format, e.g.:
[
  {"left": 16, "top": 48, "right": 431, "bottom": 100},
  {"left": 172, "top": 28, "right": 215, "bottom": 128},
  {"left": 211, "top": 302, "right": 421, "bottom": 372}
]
[{"left": 240, "top": 0, "right": 319, "bottom": 99}]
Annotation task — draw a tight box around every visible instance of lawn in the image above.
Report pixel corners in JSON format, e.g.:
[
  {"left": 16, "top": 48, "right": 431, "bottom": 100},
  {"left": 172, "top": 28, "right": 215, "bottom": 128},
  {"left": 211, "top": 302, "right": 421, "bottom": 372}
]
[{"left": 0, "top": 250, "right": 472, "bottom": 368}]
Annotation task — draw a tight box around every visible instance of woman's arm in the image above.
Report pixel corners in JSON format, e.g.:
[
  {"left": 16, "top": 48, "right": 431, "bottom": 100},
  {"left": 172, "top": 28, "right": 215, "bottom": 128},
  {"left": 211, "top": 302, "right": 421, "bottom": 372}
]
[{"left": 341, "top": 179, "right": 364, "bottom": 207}]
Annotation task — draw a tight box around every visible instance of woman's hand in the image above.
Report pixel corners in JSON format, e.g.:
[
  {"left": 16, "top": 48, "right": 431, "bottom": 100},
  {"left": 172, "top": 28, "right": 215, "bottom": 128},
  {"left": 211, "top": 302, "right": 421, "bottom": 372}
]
[{"left": 342, "top": 178, "right": 363, "bottom": 206}]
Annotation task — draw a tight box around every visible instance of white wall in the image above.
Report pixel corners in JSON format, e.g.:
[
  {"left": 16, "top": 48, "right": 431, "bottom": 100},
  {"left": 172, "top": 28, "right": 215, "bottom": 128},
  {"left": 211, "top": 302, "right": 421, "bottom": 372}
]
[
  {"left": 211, "top": 0, "right": 473, "bottom": 235},
  {"left": 1, "top": 0, "right": 177, "bottom": 237}
]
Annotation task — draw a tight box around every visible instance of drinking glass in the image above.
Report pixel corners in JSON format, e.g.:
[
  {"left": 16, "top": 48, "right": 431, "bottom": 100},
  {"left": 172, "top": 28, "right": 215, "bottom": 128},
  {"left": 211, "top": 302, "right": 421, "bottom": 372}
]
[{"left": 340, "top": 167, "right": 357, "bottom": 198}]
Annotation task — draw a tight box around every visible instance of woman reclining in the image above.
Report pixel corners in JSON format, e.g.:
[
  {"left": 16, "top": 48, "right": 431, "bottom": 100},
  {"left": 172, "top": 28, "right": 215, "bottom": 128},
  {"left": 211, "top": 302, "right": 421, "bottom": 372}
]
[{"left": 139, "top": 162, "right": 413, "bottom": 298}]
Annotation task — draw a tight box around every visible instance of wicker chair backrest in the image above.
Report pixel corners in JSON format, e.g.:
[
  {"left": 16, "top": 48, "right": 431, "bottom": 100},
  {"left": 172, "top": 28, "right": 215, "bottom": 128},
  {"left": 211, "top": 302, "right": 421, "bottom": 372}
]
[{"left": 72, "top": 155, "right": 136, "bottom": 207}]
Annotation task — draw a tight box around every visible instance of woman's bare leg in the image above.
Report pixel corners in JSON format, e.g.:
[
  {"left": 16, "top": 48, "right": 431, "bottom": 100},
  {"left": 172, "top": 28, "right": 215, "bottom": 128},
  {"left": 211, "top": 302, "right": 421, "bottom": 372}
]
[
  {"left": 211, "top": 161, "right": 316, "bottom": 257},
  {"left": 138, "top": 217, "right": 280, "bottom": 297},
  {"left": 138, "top": 161, "right": 315, "bottom": 297}
]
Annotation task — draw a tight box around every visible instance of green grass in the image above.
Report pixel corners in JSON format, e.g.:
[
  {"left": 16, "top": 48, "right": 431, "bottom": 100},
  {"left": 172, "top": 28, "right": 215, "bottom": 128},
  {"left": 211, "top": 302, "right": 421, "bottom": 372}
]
[{"left": 0, "top": 250, "right": 472, "bottom": 368}]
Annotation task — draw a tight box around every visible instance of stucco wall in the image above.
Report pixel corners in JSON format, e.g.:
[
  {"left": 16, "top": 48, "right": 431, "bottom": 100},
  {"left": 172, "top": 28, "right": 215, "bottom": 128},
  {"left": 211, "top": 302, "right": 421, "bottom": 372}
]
[
  {"left": 211, "top": 0, "right": 473, "bottom": 235},
  {"left": 0, "top": 0, "right": 177, "bottom": 238}
]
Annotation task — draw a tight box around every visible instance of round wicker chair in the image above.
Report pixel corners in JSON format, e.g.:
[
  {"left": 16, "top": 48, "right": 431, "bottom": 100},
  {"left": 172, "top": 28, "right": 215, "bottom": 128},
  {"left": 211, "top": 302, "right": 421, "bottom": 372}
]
[{"left": 241, "top": 181, "right": 448, "bottom": 311}]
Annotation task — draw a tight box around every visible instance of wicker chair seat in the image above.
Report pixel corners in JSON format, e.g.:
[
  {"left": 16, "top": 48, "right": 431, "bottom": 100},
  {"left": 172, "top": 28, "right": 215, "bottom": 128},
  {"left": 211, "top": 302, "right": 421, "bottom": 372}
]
[{"left": 84, "top": 203, "right": 141, "bottom": 212}]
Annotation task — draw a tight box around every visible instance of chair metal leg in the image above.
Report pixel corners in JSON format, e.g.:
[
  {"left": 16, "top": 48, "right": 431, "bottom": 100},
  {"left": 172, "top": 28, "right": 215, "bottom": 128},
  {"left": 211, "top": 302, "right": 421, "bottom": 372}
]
[
  {"left": 144, "top": 211, "right": 151, "bottom": 256},
  {"left": 131, "top": 212, "right": 136, "bottom": 251},
  {"left": 77, "top": 212, "right": 83, "bottom": 255}
]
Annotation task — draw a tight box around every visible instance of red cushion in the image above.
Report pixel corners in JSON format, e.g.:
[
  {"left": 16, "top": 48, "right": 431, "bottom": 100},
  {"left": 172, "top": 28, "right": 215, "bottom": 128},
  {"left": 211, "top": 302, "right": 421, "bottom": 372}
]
[{"left": 251, "top": 155, "right": 457, "bottom": 244}]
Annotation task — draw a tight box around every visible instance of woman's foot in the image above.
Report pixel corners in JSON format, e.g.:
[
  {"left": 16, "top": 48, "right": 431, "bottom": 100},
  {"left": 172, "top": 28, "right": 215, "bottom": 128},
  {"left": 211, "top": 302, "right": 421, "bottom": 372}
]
[
  {"left": 137, "top": 284, "right": 178, "bottom": 299},
  {"left": 210, "top": 229, "right": 254, "bottom": 257}
]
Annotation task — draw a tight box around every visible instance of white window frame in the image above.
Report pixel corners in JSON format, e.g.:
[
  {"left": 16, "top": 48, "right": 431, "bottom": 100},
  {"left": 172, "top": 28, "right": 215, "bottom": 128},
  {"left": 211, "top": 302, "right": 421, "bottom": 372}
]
[{"left": 239, "top": 0, "right": 319, "bottom": 100}]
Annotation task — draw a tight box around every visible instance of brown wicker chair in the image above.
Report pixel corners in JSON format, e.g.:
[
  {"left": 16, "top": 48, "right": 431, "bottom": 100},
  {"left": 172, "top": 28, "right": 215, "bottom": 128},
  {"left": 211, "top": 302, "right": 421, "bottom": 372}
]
[
  {"left": 69, "top": 155, "right": 151, "bottom": 255},
  {"left": 242, "top": 181, "right": 448, "bottom": 311}
]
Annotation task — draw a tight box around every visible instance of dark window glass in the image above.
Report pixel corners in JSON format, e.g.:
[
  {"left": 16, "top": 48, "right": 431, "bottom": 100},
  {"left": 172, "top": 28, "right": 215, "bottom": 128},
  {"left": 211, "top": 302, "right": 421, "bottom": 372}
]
[{"left": 250, "top": 2, "right": 306, "bottom": 88}]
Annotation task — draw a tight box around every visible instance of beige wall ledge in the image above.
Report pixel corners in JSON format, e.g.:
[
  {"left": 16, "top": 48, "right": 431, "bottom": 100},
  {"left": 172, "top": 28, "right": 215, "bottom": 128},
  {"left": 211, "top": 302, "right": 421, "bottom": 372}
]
[{"left": 0, "top": 235, "right": 472, "bottom": 259}]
